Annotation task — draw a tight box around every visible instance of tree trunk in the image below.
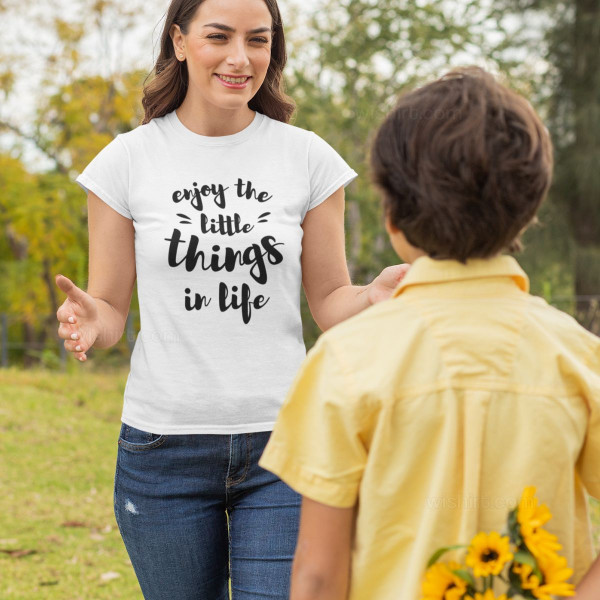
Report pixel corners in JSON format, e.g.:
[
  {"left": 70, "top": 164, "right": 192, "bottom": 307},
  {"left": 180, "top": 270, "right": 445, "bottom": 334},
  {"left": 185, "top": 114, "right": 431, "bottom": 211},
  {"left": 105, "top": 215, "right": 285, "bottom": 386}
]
[
  {"left": 22, "top": 320, "right": 37, "bottom": 368},
  {"left": 572, "top": 0, "right": 600, "bottom": 310}
]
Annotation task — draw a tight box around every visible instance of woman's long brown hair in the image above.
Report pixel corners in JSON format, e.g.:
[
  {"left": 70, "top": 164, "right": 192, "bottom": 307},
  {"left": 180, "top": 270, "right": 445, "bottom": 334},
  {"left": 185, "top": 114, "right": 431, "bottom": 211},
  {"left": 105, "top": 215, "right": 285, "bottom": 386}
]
[{"left": 141, "top": 0, "right": 295, "bottom": 125}]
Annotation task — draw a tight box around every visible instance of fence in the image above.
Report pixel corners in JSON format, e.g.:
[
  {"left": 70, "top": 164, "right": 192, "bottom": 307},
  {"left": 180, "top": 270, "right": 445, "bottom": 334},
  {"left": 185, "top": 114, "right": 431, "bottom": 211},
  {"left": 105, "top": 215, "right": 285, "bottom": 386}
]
[
  {"left": 0, "top": 295, "right": 599, "bottom": 369},
  {"left": 0, "top": 310, "right": 139, "bottom": 369}
]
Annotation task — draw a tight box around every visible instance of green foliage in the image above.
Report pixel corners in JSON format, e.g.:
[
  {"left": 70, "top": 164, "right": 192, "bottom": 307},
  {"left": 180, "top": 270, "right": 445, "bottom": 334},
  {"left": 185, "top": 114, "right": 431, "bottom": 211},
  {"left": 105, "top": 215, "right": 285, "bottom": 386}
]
[
  {"left": 0, "top": 156, "right": 87, "bottom": 321},
  {"left": 1, "top": 0, "right": 598, "bottom": 359},
  {"left": 426, "top": 543, "right": 468, "bottom": 568},
  {"left": 294, "top": 0, "right": 600, "bottom": 345},
  {"left": 293, "top": 0, "right": 486, "bottom": 347},
  {"left": 0, "top": 1, "right": 147, "bottom": 364},
  {"left": 290, "top": 0, "right": 478, "bottom": 278},
  {"left": 38, "top": 71, "right": 147, "bottom": 173},
  {"left": 484, "top": 0, "right": 600, "bottom": 306},
  {"left": 452, "top": 568, "right": 476, "bottom": 587}
]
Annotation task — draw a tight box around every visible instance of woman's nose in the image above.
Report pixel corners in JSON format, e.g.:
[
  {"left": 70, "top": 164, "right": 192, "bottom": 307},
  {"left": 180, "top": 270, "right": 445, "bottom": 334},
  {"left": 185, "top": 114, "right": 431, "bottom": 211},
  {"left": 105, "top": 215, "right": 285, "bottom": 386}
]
[{"left": 226, "top": 38, "right": 250, "bottom": 70}]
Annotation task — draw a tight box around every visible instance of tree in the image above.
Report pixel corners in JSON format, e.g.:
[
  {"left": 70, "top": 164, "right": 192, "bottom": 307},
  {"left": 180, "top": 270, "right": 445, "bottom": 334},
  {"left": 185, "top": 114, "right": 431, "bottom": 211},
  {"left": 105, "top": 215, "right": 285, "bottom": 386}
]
[
  {"left": 287, "top": 0, "right": 561, "bottom": 344},
  {"left": 490, "top": 0, "right": 600, "bottom": 331},
  {"left": 0, "top": 0, "right": 154, "bottom": 365},
  {"left": 289, "top": 0, "right": 480, "bottom": 279},
  {"left": 554, "top": 0, "right": 600, "bottom": 330}
]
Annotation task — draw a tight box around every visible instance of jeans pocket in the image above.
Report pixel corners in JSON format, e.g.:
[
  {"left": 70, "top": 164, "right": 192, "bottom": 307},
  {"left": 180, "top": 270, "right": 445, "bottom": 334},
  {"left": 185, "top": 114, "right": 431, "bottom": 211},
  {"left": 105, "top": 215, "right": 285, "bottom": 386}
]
[{"left": 118, "top": 422, "right": 168, "bottom": 451}]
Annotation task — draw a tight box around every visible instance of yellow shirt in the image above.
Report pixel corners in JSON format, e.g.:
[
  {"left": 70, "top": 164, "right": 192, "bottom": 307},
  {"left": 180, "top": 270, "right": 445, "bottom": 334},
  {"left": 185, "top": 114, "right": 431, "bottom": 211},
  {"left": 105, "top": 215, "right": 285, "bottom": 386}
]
[{"left": 258, "top": 255, "right": 600, "bottom": 600}]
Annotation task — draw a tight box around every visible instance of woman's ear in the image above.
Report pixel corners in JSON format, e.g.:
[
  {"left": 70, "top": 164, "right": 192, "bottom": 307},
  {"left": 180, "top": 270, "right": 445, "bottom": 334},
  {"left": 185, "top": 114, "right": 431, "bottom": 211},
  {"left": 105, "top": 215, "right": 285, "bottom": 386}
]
[{"left": 170, "top": 24, "right": 184, "bottom": 54}]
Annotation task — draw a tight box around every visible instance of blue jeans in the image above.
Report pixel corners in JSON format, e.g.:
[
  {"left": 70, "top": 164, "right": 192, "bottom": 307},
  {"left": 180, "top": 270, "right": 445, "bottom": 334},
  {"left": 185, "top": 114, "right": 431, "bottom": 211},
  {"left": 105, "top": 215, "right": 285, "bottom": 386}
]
[{"left": 113, "top": 423, "right": 301, "bottom": 599}]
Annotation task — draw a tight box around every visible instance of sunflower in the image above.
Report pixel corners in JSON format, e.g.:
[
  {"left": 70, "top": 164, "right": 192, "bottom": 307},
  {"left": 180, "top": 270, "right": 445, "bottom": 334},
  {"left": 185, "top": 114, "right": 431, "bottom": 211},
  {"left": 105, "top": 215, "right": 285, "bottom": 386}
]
[
  {"left": 422, "top": 561, "right": 468, "bottom": 600},
  {"left": 511, "top": 550, "right": 575, "bottom": 600},
  {"left": 512, "top": 561, "right": 541, "bottom": 592},
  {"left": 465, "top": 590, "right": 508, "bottom": 600},
  {"left": 517, "top": 487, "right": 562, "bottom": 559},
  {"left": 531, "top": 551, "right": 575, "bottom": 600},
  {"left": 465, "top": 531, "right": 513, "bottom": 577},
  {"left": 526, "top": 527, "right": 563, "bottom": 560}
]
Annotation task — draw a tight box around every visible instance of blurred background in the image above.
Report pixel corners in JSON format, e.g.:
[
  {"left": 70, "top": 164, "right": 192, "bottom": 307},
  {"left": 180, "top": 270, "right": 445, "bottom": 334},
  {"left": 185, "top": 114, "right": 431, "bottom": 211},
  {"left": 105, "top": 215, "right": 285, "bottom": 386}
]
[{"left": 0, "top": 0, "right": 598, "bottom": 597}]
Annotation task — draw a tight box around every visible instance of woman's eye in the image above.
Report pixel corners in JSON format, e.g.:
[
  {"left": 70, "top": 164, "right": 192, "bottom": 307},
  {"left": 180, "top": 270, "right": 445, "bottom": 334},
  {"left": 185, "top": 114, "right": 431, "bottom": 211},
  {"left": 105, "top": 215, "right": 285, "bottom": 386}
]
[{"left": 206, "top": 33, "right": 268, "bottom": 44}]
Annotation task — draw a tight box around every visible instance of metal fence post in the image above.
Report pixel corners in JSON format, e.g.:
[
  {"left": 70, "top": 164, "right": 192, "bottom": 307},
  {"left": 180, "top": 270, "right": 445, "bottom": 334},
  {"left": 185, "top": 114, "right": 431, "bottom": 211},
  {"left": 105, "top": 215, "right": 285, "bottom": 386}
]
[{"left": 59, "top": 333, "right": 66, "bottom": 368}]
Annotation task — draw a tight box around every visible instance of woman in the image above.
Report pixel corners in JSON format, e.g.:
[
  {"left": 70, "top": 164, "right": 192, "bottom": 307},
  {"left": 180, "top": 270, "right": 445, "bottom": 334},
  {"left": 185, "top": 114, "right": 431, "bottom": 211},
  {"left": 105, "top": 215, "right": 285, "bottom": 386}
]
[{"left": 55, "top": 0, "right": 407, "bottom": 597}]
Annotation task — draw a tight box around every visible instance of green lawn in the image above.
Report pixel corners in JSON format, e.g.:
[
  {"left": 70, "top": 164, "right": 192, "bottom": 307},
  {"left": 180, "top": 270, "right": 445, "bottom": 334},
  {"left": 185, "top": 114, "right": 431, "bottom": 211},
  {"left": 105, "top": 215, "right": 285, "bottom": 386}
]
[
  {"left": 1, "top": 366, "right": 599, "bottom": 599},
  {"left": 0, "top": 365, "right": 140, "bottom": 600}
]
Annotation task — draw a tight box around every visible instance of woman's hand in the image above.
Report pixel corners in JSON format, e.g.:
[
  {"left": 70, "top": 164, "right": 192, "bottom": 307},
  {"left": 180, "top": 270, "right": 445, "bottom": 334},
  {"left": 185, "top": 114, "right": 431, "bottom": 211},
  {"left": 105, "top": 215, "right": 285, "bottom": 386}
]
[
  {"left": 367, "top": 264, "right": 411, "bottom": 305},
  {"left": 55, "top": 274, "right": 100, "bottom": 362}
]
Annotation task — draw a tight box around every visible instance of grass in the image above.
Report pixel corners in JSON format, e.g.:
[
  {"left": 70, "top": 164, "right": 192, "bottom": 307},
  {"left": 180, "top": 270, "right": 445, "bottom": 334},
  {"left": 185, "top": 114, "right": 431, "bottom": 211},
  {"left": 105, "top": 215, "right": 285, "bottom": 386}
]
[
  {"left": 1, "top": 366, "right": 599, "bottom": 599},
  {"left": 0, "top": 365, "right": 139, "bottom": 600}
]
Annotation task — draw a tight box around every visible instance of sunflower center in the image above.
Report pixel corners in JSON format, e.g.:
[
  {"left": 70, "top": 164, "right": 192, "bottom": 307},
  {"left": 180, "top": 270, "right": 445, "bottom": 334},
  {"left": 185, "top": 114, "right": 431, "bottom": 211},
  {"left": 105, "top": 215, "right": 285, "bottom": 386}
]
[{"left": 481, "top": 549, "right": 499, "bottom": 562}]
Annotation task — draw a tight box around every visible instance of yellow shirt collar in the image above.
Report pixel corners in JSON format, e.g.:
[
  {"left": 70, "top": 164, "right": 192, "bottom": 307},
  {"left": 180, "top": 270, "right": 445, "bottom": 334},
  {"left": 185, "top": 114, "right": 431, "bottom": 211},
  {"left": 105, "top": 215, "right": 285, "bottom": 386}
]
[{"left": 392, "top": 254, "right": 530, "bottom": 297}]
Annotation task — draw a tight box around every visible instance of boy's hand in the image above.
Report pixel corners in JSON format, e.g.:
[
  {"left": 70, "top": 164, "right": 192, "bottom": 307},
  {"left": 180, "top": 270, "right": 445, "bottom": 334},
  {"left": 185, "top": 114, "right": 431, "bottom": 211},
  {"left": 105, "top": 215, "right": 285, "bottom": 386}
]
[
  {"left": 367, "top": 263, "right": 411, "bottom": 305},
  {"left": 290, "top": 497, "right": 355, "bottom": 600},
  {"left": 573, "top": 554, "right": 600, "bottom": 600}
]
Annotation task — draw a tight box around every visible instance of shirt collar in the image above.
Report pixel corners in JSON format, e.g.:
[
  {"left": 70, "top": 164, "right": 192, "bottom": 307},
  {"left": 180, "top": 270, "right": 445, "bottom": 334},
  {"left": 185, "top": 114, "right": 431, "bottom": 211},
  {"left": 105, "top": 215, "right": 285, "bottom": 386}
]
[{"left": 391, "top": 254, "right": 530, "bottom": 298}]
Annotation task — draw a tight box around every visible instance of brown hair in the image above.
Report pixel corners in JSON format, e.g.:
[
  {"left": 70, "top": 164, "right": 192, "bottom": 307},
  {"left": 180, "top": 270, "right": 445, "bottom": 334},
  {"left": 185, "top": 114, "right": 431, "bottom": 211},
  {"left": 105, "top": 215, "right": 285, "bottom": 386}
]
[
  {"left": 370, "top": 66, "right": 554, "bottom": 263},
  {"left": 141, "top": 0, "right": 295, "bottom": 125}
]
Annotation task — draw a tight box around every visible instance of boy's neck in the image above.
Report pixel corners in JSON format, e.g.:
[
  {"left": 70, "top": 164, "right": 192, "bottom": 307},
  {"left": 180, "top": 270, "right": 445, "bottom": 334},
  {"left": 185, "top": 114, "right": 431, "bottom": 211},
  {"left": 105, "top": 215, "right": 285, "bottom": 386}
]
[{"left": 402, "top": 247, "right": 428, "bottom": 263}]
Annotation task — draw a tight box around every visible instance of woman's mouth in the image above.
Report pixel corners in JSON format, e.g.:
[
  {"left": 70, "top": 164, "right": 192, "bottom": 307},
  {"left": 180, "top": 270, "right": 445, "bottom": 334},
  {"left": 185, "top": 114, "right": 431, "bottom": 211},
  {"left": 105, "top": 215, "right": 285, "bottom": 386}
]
[{"left": 215, "top": 74, "right": 251, "bottom": 89}]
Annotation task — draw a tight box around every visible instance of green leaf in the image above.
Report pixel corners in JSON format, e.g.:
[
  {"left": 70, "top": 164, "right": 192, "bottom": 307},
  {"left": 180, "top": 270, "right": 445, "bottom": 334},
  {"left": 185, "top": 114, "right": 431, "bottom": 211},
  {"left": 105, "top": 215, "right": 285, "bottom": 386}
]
[
  {"left": 451, "top": 569, "right": 475, "bottom": 587},
  {"left": 513, "top": 551, "right": 537, "bottom": 568},
  {"left": 508, "top": 565, "right": 522, "bottom": 591},
  {"left": 426, "top": 544, "right": 467, "bottom": 568},
  {"left": 507, "top": 508, "right": 522, "bottom": 546},
  {"left": 511, "top": 552, "right": 544, "bottom": 585}
]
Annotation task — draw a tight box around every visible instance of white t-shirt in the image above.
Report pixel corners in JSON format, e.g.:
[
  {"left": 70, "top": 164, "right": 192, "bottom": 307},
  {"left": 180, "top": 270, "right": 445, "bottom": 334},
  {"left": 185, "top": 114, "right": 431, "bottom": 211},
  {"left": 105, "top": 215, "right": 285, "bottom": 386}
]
[{"left": 75, "top": 109, "right": 358, "bottom": 434}]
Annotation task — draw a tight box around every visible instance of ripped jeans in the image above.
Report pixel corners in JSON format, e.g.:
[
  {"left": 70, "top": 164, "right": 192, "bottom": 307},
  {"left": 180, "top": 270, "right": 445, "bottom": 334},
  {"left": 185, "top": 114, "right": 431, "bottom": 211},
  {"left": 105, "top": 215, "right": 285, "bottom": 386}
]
[{"left": 113, "top": 422, "right": 301, "bottom": 600}]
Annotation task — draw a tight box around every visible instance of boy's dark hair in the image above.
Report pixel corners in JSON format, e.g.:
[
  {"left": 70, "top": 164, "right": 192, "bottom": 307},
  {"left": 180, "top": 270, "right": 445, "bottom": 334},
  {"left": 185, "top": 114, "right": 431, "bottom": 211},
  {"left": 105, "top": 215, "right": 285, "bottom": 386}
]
[{"left": 370, "top": 66, "right": 554, "bottom": 262}]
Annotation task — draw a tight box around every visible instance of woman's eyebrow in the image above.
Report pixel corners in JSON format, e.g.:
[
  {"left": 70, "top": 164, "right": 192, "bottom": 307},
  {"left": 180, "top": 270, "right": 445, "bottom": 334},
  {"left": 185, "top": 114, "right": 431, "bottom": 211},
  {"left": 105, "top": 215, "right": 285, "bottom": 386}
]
[{"left": 202, "top": 23, "right": 272, "bottom": 34}]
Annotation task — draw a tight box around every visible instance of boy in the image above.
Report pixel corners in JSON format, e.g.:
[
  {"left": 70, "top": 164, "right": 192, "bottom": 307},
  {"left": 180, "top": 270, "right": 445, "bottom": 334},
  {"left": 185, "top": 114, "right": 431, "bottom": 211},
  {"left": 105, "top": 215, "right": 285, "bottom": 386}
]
[{"left": 258, "top": 66, "right": 600, "bottom": 599}]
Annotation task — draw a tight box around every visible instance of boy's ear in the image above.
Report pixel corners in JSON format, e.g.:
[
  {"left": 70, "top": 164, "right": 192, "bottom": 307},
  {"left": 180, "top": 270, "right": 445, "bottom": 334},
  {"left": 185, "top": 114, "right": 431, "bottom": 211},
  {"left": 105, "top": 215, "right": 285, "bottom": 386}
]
[{"left": 385, "top": 214, "right": 398, "bottom": 236}]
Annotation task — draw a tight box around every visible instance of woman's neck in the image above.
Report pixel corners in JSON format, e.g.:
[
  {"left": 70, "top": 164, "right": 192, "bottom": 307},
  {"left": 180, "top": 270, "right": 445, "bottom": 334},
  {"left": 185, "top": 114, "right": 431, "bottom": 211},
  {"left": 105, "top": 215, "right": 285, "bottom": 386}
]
[{"left": 175, "top": 97, "right": 256, "bottom": 137}]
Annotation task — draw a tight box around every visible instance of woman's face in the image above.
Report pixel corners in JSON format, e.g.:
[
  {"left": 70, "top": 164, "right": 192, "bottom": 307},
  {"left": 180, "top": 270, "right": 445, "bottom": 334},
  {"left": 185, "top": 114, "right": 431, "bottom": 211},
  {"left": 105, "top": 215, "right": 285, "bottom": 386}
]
[{"left": 172, "top": 0, "right": 273, "bottom": 112}]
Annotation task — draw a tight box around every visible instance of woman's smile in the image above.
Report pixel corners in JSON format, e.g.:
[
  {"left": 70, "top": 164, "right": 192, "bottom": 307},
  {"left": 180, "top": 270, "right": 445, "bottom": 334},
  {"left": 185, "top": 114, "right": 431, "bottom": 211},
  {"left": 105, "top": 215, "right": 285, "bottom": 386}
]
[{"left": 214, "top": 73, "right": 253, "bottom": 88}]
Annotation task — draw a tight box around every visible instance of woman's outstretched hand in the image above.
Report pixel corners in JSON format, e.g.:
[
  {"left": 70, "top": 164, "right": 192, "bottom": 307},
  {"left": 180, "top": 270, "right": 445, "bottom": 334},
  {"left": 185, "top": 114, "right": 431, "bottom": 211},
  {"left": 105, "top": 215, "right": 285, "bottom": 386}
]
[
  {"left": 367, "top": 264, "right": 411, "bottom": 305},
  {"left": 55, "top": 274, "right": 100, "bottom": 362}
]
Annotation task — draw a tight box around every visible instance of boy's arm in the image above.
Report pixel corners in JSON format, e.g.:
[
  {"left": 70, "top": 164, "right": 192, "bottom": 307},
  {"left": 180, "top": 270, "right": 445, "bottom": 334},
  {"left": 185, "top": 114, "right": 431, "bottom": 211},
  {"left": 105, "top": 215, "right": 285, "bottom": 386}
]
[
  {"left": 290, "top": 497, "right": 357, "bottom": 600},
  {"left": 574, "top": 553, "right": 600, "bottom": 599}
]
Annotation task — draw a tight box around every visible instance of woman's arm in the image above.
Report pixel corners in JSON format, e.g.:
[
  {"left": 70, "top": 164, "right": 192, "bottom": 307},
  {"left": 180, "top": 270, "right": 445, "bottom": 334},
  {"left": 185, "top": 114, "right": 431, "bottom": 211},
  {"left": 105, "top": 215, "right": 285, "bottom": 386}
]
[
  {"left": 86, "top": 191, "right": 136, "bottom": 347},
  {"left": 574, "top": 553, "right": 600, "bottom": 599},
  {"left": 56, "top": 190, "right": 136, "bottom": 360},
  {"left": 301, "top": 187, "right": 408, "bottom": 331},
  {"left": 290, "top": 497, "right": 356, "bottom": 600}
]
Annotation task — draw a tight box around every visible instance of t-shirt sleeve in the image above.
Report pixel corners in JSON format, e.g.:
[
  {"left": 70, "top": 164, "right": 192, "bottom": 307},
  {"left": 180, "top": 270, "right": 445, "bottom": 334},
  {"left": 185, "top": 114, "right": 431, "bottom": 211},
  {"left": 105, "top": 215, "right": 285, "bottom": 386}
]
[
  {"left": 75, "top": 134, "right": 132, "bottom": 220},
  {"left": 302, "top": 132, "right": 358, "bottom": 222},
  {"left": 577, "top": 334, "right": 600, "bottom": 499},
  {"left": 258, "top": 335, "right": 370, "bottom": 508}
]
